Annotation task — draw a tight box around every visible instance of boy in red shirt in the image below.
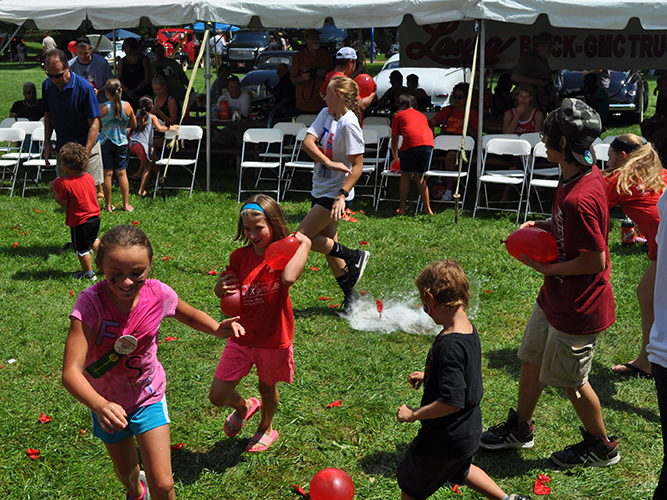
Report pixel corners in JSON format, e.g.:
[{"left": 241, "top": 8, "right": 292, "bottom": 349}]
[{"left": 49, "top": 142, "right": 101, "bottom": 280}]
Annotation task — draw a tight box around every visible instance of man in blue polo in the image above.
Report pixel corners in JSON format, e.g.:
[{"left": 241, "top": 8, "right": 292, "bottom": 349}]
[{"left": 43, "top": 49, "right": 104, "bottom": 199}]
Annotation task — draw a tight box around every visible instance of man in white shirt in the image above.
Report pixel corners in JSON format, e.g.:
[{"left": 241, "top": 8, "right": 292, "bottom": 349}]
[{"left": 210, "top": 29, "right": 227, "bottom": 66}]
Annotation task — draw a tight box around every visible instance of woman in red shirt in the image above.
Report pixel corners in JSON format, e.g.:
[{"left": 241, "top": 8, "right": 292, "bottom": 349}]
[
  {"left": 391, "top": 94, "right": 435, "bottom": 215},
  {"left": 605, "top": 134, "right": 667, "bottom": 378}
]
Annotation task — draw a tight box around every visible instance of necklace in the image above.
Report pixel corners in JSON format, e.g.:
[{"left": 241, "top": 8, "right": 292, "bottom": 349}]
[{"left": 561, "top": 166, "right": 591, "bottom": 185}]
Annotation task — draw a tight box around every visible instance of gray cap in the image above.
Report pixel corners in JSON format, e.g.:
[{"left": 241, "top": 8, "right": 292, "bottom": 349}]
[{"left": 553, "top": 98, "right": 602, "bottom": 166}]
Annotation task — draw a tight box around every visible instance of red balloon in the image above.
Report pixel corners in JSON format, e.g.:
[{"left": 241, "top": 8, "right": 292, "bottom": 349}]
[
  {"left": 265, "top": 234, "right": 299, "bottom": 270},
  {"left": 68, "top": 40, "right": 77, "bottom": 55},
  {"left": 354, "top": 74, "right": 375, "bottom": 98},
  {"left": 502, "top": 227, "right": 559, "bottom": 263},
  {"left": 310, "top": 468, "right": 355, "bottom": 500},
  {"left": 219, "top": 271, "right": 242, "bottom": 316}
]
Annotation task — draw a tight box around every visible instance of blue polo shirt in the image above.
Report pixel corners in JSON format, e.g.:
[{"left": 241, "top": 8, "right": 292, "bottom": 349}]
[{"left": 42, "top": 72, "right": 100, "bottom": 150}]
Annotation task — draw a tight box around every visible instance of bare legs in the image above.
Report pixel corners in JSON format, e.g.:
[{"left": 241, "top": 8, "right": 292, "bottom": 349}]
[
  {"left": 399, "top": 172, "right": 432, "bottom": 215},
  {"left": 297, "top": 204, "right": 346, "bottom": 278},
  {"left": 104, "top": 169, "right": 133, "bottom": 212}
]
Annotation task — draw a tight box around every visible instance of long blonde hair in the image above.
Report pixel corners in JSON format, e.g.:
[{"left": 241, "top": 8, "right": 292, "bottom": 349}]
[
  {"left": 329, "top": 76, "right": 362, "bottom": 124},
  {"left": 104, "top": 78, "right": 123, "bottom": 120},
  {"left": 604, "top": 134, "right": 667, "bottom": 196}
]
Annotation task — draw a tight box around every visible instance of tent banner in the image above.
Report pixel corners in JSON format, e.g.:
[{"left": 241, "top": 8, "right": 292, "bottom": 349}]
[{"left": 400, "top": 15, "right": 667, "bottom": 71}]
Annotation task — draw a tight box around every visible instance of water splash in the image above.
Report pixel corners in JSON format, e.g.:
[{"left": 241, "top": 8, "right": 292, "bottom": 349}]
[{"left": 343, "top": 294, "right": 437, "bottom": 335}]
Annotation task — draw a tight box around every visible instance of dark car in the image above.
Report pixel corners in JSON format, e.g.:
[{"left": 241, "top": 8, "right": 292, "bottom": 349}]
[
  {"left": 556, "top": 70, "right": 649, "bottom": 123},
  {"left": 239, "top": 51, "right": 295, "bottom": 94},
  {"left": 318, "top": 24, "right": 349, "bottom": 57},
  {"left": 224, "top": 29, "right": 271, "bottom": 72}
]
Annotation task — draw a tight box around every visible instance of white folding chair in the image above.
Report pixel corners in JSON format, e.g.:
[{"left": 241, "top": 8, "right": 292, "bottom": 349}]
[
  {"left": 282, "top": 128, "right": 314, "bottom": 197},
  {"left": 0, "top": 117, "right": 28, "bottom": 128},
  {"left": 524, "top": 141, "right": 561, "bottom": 221},
  {"left": 364, "top": 124, "right": 392, "bottom": 168},
  {"left": 594, "top": 143, "right": 610, "bottom": 170},
  {"left": 417, "top": 135, "right": 475, "bottom": 212},
  {"left": 364, "top": 116, "right": 391, "bottom": 126},
  {"left": 295, "top": 114, "right": 318, "bottom": 127},
  {"left": 257, "top": 122, "right": 306, "bottom": 188},
  {"left": 0, "top": 128, "right": 26, "bottom": 197},
  {"left": 21, "top": 126, "right": 57, "bottom": 197},
  {"left": 3, "top": 122, "right": 44, "bottom": 161},
  {"left": 482, "top": 133, "right": 519, "bottom": 149},
  {"left": 375, "top": 135, "right": 424, "bottom": 211},
  {"left": 153, "top": 125, "right": 203, "bottom": 198},
  {"left": 353, "top": 128, "right": 380, "bottom": 203},
  {"left": 602, "top": 135, "right": 617, "bottom": 144},
  {"left": 473, "top": 137, "right": 531, "bottom": 222},
  {"left": 520, "top": 132, "right": 543, "bottom": 148},
  {"left": 238, "top": 128, "right": 283, "bottom": 202}
]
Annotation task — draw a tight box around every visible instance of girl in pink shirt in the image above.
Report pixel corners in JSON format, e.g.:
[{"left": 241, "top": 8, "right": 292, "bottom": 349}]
[{"left": 63, "top": 225, "right": 244, "bottom": 500}]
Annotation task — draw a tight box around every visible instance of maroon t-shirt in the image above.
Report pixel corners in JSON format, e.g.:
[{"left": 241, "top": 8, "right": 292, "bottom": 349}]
[{"left": 537, "top": 167, "right": 616, "bottom": 335}]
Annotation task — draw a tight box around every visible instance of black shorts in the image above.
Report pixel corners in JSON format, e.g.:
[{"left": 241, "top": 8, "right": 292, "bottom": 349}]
[
  {"left": 71, "top": 216, "right": 100, "bottom": 257},
  {"left": 397, "top": 446, "right": 473, "bottom": 500},
  {"left": 311, "top": 196, "right": 351, "bottom": 211},
  {"left": 399, "top": 145, "right": 433, "bottom": 175}
]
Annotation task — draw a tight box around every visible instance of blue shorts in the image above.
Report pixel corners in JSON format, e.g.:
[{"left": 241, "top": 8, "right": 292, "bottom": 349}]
[
  {"left": 101, "top": 141, "right": 129, "bottom": 171},
  {"left": 399, "top": 145, "right": 433, "bottom": 175},
  {"left": 91, "top": 396, "right": 171, "bottom": 444}
]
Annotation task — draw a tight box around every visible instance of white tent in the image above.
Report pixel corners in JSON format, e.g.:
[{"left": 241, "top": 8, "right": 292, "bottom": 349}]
[{"left": 3, "top": 0, "right": 666, "bottom": 191}]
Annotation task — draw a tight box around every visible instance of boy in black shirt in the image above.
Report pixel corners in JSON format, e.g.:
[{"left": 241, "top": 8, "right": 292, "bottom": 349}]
[{"left": 397, "top": 260, "right": 531, "bottom": 500}]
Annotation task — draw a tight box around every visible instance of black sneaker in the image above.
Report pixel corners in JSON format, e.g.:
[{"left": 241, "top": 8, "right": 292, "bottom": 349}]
[
  {"left": 72, "top": 270, "right": 97, "bottom": 281},
  {"left": 480, "top": 408, "right": 535, "bottom": 450},
  {"left": 508, "top": 495, "right": 532, "bottom": 500},
  {"left": 550, "top": 427, "right": 620, "bottom": 468},
  {"left": 345, "top": 250, "right": 370, "bottom": 289},
  {"left": 341, "top": 288, "right": 360, "bottom": 315}
]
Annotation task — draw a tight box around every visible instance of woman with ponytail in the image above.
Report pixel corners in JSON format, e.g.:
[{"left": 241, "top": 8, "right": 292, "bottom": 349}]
[
  {"left": 297, "top": 76, "right": 369, "bottom": 314},
  {"left": 99, "top": 78, "right": 137, "bottom": 212},
  {"left": 604, "top": 134, "right": 667, "bottom": 378}
]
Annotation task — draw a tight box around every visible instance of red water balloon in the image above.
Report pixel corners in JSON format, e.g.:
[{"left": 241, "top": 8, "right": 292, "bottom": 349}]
[
  {"left": 502, "top": 227, "right": 558, "bottom": 263},
  {"left": 265, "top": 234, "right": 299, "bottom": 270},
  {"left": 68, "top": 40, "right": 77, "bottom": 55},
  {"left": 219, "top": 271, "right": 242, "bottom": 316},
  {"left": 354, "top": 74, "right": 375, "bottom": 98},
  {"left": 310, "top": 468, "right": 355, "bottom": 500}
]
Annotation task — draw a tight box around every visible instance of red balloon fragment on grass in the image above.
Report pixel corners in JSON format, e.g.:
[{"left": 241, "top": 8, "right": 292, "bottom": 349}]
[
  {"left": 326, "top": 400, "right": 342, "bottom": 408},
  {"left": 320, "top": 296, "right": 335, "bottom": 301},
  {"left": 207, "top": 270, "right": 218, "bottom": 275},
  {"left": 13, "top": 242, "right": 19, "bottom": 248},
  {"left": 70, "top": 291, "right": 75, "bottom": 296},
  {"left": 359, "top": 241, "right": 368, "bottom": 245},
  {"left": 534, "top": 474, "right": 551, "bottom": 495},
  {"left": 453, "top": 484, "right": 462, "bottom": 494},
  {"left": 162, "top": 256, "right": 172, "bottom": 261},
  {"left": 27, "top": 448, "right": 40, "bottom": 459},
  {"left": 310, "top": 266, "right": 319, "bottom": 271},
  {"left": 502, "top": 227, "right": 558, "bottom": 263},
  {"left": 292, "top": 484, "right": 307, "bottom": 496},
  {"left": 132, "top": 221, "right": 139, "bottom": 226},
  {"left": 170, "top": 443, "right": 184, "bottom": 450},
  {"left": 377, "top": 299, "right": 384, "bottom": 319},
  {"left": 39, "top": 413, "right": 52, "bottom": 423}
]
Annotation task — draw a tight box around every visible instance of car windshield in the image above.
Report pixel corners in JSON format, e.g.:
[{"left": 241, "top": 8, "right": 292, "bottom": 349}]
[
  {"left": 231, "top": 31, "right": 269, "bottom": 44},
  {"left": 161, "top": 31, "right": 183, "bottom": 39},
  {"left": 319, "top": 25, "right": 346, "bottom": 42},
  {"left": 257, "top": 54, "right": 292, "bottom": 68}
]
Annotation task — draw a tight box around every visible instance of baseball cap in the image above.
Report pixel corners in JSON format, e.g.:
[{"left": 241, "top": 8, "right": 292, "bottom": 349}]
[
  {"left": 336, "top": 47, "right": 357, "bottom": 60},
  {"left": 553, "top": 98, "right": 602, "bottom": 166},
  {"left": 303, "top": 29, "right": 321, "bottom": 39}
]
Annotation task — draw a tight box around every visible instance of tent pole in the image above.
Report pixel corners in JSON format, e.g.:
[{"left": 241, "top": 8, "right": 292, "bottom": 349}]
[
  {"left": 113, "top": 31, "right": 117, "bottom": 77},
  {"left": 476, "top": 20, "right": 485, "bottom": 191},
  {"left": 205, "top": 22, "right": 212, "bottom": 192}
]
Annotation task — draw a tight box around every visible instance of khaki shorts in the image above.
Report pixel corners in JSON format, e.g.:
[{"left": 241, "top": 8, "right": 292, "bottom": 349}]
[
  {"left": 56, "top": 141, "right": 104, "bottom": 185},
  {"left": 518, "top": 303, "right": 597, "bottom": 388}
]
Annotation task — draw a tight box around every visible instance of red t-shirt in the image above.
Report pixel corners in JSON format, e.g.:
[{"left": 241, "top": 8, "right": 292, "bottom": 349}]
[
  {"left": 320, "top": 71, "right": 345, "bottom": 97},
  {"left": 54, "top": 173, "right": 101, "bottom": 227},
  {"left": 228, "top": 245, "right": 294, "bottom": 349},
  {"left": 391, "top": 108, "right": 434, "bottom": 150},
  {"left": 432, "top": 105, "right": 478, "bottom": 135},
  {"left": 604, "top": 169, "right": 667, "bottom": 261},
  {"left": 537, "top": 167, "right": 615, "bottom": 335}
]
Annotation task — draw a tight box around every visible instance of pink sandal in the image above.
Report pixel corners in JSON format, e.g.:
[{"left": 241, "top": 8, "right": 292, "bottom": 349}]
[
  {"left": 223, "top": 397, "right": 261, "bottom": 438},
  {"left": 246, "top": 429, "right": 279, "bottom": 452}
]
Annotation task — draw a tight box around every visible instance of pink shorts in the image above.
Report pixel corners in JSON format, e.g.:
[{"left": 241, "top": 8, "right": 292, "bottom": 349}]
[
  {"left": 215, "top": 340, "right": 294, "bottom": 386},
  {"left": 130, "top": 143, "right": 149, "bottom": 162}
]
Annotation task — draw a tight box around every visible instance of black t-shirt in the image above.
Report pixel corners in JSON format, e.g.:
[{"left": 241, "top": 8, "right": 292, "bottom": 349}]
[
  {"left": 410, "top": 325, "right": 483, "bottom": 459},
  {"left": 10, "top": 99, "right": 44, "bottom": 121}
]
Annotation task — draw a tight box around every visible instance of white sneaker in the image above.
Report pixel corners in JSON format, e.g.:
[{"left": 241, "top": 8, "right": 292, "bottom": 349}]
[{"left": 442, "top": 189, "right": 453, "bottom": 202}]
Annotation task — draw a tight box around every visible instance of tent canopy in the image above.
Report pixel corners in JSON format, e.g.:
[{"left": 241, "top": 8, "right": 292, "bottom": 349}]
[{"left": 3, "top": 0, "right": 667, "bottom": 31}]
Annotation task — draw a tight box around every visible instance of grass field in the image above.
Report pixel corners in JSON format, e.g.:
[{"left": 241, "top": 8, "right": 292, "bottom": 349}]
[{"left": 0, "top": 60, "right": 663, "bottom": 499}]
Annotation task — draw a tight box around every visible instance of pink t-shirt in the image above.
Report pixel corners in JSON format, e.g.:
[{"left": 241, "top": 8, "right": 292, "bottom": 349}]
[{"left": 70, "top": 279, "right": 178, "bottom": 413}]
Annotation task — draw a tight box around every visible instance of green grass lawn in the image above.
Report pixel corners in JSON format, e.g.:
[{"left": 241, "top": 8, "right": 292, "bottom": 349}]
[{"left": 0, "top": 62, "right": 663, "bottom": 499}]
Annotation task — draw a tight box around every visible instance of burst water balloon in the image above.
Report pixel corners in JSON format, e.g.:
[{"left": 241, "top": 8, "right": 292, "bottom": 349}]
[
  {"left": 310, "top": 468, "right": 355, "bottom": 500},
  {"left": 265, "top": 234, "right": 299, "bottom": 270},
  {"left": 502, "top": 227, "right": 558, "bottom": 263}
]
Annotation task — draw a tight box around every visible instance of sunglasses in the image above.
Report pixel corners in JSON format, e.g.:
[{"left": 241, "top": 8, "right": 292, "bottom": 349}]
[
  {"left": 46, "top": 69, "right": 66, "bottom": 80},
  {"left": 451, "top": 94, "right": 465, "bottom": 100}
]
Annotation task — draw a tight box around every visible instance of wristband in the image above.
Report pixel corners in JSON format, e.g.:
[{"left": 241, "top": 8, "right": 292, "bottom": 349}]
[{"left": 338, "top": 188, "right": 349, "bottom": 197}]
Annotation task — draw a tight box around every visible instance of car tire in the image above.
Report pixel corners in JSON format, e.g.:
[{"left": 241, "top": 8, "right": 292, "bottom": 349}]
[
  {"left": 635, "top": 87, "right": 645, "bottom": 124},
  {"left": 181, "top": 58, "right": 189, "bottom": 72}
]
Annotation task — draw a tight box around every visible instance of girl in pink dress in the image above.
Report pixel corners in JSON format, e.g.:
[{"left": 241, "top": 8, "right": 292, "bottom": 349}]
[{"left": 63, "top": 225, "right": 244, "bottom": 500}]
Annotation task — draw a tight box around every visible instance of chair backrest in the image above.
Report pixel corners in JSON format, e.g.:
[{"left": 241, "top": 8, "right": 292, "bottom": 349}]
[
  {"left": 520, "top": 132, "right": 543, "bottom": 148},
  {"left": 289, "top": 128, "right": 310, "bottom": 161},
  {"left": 273, "top": 121, "right": 307, "bottom": 136},
  {"left": 0, "top": 128, "right": 25, "bottom": 143},
  {"left": 482, "top": 133, "right": 519, "bottom": 149},
  {"left": 364, "top": 116, "right": 391, "bottom": 126},
  {"left": 295, "top": 114, "right": 318, "bottom": 127},
  {"left": 433, "top": 134, "right": 475, "bottom": 153},
  {"left": 11, "top": 121, "right": 44, "bottom": 135},
  {"left": 364, "top": 124, "right": 392, "bottom": 139},
  {"left": 362, "top": 128, "right": 380, "bottom": 146},
  {"left": 485, "top": 138, "right": 531, "bottom": 156},
  {"left": 592, "top": 137, "right": 603, "bottom": 147},
  {"left": 594, "top": 142, "right": 610, "bottom": 162},
  {"left": 243, "top": 128, "right": 283, "bottom": 144},
  {"left": 602, "top": 135, "right": 617, "bottom": 144},
  {"left": 532, "top": 141, "right": 548, "bottom": 159},
  {"left": 173, "top": 125, "right": 203, "bottom": 141}
]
